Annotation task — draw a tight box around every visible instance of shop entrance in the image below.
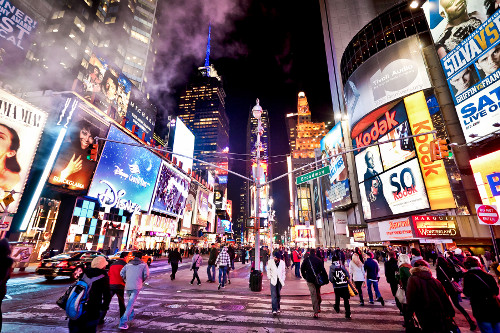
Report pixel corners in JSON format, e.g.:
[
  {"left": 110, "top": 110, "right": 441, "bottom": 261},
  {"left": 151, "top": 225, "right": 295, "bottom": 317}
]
[{"left": 103, "top": 229, "right": 123, "bottom": 255}]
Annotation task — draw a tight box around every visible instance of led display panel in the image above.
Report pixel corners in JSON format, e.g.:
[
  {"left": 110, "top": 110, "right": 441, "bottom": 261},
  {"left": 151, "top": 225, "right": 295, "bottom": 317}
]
[
  {"left": 195, "top": 189, "right": 209, "bottom": 227},
  {"left": 378, "top": 121, "right": 416, "bottom": 170},
  {"left": 470, "top": 149, "right": 500, "bottom": 206},
  {"left": 172, "top": 117, "right": 194, "bottom": 172},
  {"left": 151, "top": 161, "right": 191, "bottom": 217}
]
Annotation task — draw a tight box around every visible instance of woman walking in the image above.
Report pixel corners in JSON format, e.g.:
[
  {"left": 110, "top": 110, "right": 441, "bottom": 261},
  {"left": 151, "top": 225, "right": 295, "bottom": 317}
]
[
  {"left": 190, "top": 249, "right": 203, "bottom": 285},
  {"left": 330, "top": 255, "right": 351, "bottom": 319},
  {"left": 267, "top": 252, "right": 286, "bottom": 315},
  {"left": 348, "top": 253, "right": 365, "bottom": 306}
]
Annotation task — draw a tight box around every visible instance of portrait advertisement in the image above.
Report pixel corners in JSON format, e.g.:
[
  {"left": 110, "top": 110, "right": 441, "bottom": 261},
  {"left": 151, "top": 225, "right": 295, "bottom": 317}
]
[
  {"left": 49, "top": 108, "right": 109, "bottom": 191},
  {"left": 0, "top": 89, "right": 48, "bottom": 213},
  {"left": 355, "top": 145, "right": 384, "bottom": 185},
  {"left": 378, "top": 121, "right": 416, "bottom": 170},
  {"left": 151, "top": 161, "right": 191, "bottom": 217}
]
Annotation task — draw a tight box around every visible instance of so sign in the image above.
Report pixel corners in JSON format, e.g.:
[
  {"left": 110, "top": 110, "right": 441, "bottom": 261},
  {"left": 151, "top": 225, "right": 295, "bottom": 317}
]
[{"left": 475, "top": 204, "right": 500, "bottom": 225}]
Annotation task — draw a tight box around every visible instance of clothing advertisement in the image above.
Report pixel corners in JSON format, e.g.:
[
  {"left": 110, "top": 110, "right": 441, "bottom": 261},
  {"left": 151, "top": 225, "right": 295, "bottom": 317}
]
[
  {"left": 151, "top": 161, "right": 190, "bottom": 217},
  {"left": 49, "top": 107, "right": 109, "bottom": 191},
  {"left": 378, "top": 217, "right": 414, "bottom": 241},
  {"left": 0, "top": 89, "right": 47, "bottom": 213},
  {"left": 125, "top": 87, "right": 157, "bottom": 143},
  {"left": 87, "top": 126, "right": 162, "bottom": 213}
]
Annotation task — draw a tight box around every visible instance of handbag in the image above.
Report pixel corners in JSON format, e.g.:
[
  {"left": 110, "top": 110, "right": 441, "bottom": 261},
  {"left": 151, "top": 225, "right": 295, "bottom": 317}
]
[
  {"left": 308, "top": 258, "right": 328, "bottom": 286},
  {"left": 347, "top": 281, "right": 358, "bottom": 297},
  {"left": 439, "top": 265, "right": 463, "bottom": 293},
  {"left": 56, "top": 283, "right": 75, "bottom": 310},
  {"left": 396, "top": 284, "right": 407, "bottom": 304}
]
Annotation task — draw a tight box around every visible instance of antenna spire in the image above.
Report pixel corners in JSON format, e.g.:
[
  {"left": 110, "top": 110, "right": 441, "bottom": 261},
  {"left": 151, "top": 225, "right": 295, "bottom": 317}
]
[{"left": 204, "top": 24, "right": 211, "bottom": 74}]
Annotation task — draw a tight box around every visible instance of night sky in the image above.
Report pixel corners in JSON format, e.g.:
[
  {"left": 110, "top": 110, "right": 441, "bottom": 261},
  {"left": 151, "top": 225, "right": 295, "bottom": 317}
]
[{"left": 156, "top": 1, "right": 335, "bottom": 234}]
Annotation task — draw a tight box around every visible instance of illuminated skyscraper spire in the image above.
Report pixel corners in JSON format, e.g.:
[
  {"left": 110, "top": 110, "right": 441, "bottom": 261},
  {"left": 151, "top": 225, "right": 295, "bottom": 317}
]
[{"left": 204, "top": 24, "right": 211, "bottom": 76}]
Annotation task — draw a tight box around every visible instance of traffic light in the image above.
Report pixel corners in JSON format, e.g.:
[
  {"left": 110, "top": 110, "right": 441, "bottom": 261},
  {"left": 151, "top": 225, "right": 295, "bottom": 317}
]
[
  {"left": 87, "top": 143, "right": 99, "bottom": 161},
  {"left": 430, "top": 138, "right": 450, "bottom": 161},
  {"left": 437, "top": 139, "right": 450, "bottom": 159},
  {"left": 429, "top": 140, "right": 439, "bottom": 162}
]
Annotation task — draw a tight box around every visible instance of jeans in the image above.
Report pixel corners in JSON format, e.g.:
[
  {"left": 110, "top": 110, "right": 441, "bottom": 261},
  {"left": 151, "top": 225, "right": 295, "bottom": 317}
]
[
  {"left": 270, "top": 281, "right": 282, "bottom": 312},
  {"left": 354, "top": 281, "right": 364, "bottom": 303},
  {"left": 191, "top": 267, "right": 201, "bottom": 284},
  {"left": 294, "top": 262, "right": 301, "bottom": 278},
  {"left": 478, "top": 321, "right": 500, "bottom": 333},
  {"left": 207, "top": 264, "right": 216, "bottom": 282},
  {"left": 218, "top": 266, "right": 227, "bottom": 287},
  {"left": 101, "top": 288, "right": 126, "bottom": 319},
  {"left": 306, "top": 282, "right": 321, "bottom": 313},
  {"left": 119, "top": 289, "right": 140, "bottom": 327},
  {"left": 366, "top": 279, "right": 382, "bottom": 302},
  {"left": 231, "top": 260, "right": 235, "bottom": 270}
]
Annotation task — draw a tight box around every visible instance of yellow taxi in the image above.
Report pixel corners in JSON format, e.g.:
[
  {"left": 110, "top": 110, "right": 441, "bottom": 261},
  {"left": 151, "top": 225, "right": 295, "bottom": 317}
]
[{"left": 109, "top": 251, "right": 153, "bottom": 266}]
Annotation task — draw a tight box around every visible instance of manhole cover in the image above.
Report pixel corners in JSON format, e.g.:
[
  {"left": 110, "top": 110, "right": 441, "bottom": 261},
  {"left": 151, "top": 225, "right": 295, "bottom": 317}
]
[
  {"left": 219, "top": 304, "right": 245, "bottom": 311},
  {"left": 163, "top": 303, "right": 184, "bottom": 309}
]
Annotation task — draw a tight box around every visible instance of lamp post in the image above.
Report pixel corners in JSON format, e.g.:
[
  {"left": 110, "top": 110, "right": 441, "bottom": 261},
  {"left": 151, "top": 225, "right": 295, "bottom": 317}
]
[
  {"left": 268, "top": 197, "right": 274, "bottom": 249},
  {"left": 253, "top": 99, "right": 263, "bottom": 272}
]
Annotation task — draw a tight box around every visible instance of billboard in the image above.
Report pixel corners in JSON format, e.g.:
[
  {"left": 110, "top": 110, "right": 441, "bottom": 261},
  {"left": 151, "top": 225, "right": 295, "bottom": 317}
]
[
  {"left": 411, "top": 215, "right": 460, "bottom": 238},
  {"left": 182, "top": 181, "right": 198, "bottom": 229},
  {"left": 424, "top": 2, "right": 500, "bottom": 142},
  {"left": 49, "top": 107, "right": 109, "bottom": 191},
  {"left": 87, "top": 126, "right": 162, "bottom": 213},
  {"left": 151, "top": 161, "right": 190, "bottom": 217},
  {"left": 221, "top": 219, "right": 232, "bottom": 233},
  {"left": 0, "top": 89, "right": 47, "bottom": 213},
  {"left": 195, "top": 188, "right": 209, "bottom": 226},
  {"left": 470, "top": 149, "right": 500, "bottom": 206},
  {"left": 344, "top": 36, "right": 431, "bottom": 130},
  {"left": 172, "top": 117, "right": 194, "bottom": 172},
  {"left": 378, "top": 217, "right": 414, "bottom": 241},
  {"left": 125, "top": 88, "right": 156, "bottom": 142},
  {"left": 320, "top": 122, "right": 351, "bottom": 208}
]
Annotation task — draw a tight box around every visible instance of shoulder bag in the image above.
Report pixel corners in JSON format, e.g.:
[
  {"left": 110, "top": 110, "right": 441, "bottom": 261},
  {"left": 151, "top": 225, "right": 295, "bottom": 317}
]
[
  {"left": 308, "top": 258, "right": 328, "bottom": 286},
  {"left": 439, "top": 265, "right": 463, "bottom": 293},
  {"left": 396, "top": 284, "right": 407, "bottom": 304}
]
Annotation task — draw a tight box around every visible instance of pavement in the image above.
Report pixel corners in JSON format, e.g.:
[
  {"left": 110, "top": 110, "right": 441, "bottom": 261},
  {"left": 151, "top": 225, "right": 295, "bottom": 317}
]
[{"left": 2, "top": 257, "right": 477, "bottom": 332}]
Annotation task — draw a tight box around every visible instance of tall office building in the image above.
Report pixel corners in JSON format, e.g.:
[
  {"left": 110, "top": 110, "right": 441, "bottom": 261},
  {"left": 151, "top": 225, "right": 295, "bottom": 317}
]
[{"left": 285, "top": 113, "right": 298, "bottom": 152}]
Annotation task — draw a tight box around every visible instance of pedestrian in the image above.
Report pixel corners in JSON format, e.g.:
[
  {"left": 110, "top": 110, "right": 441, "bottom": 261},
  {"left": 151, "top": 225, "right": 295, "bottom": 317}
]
[
  {"left": 190, "top": 249, "right": 203, "bottom": 285},
  {"left": 103, "top": 251, "right": 127, "bottom": 322},
  {"left": 363, "top": 252, "right": 384, "bottom": 306},
  {"left": 119, "top": 251, "right": 149, "bottom": 330},
  {"left": 301, "top": 248, "right": 328, "bottom": 318},
  {"left": 454, "top": 248, "right": 465, "bottom": 264},
  {"left": 384, "top": 251, "right": 401, "bottom": 312},
  {"left": 267, "top": 252, "right": 286, "bottom": 316},
  {"left": 396, "top": 254, "right": 413, "bottom": 328},
  {"left": 241, "top": 247, "right": 247, "bottom": 265},
  {"left": 284, "top": 248, "right": 291, "bottom": 269},
  {"left": 228, "top": 245, "right": 236, "bottom": 270},
  {"left": 292, "top": 247, "right": 302, "bottom": 278},
  {"left": 261, "top": 246, "right": 269, "bottom": 272},
  {"left": 0, "top": 239, "right": 13, "bottom": 331},
  {"left": 216, "top": 246, "right": 231, "bottom": 290},
  {"left": 410, "top": 248, "right": 423, "bottom": 267},
  {"left": 406, "top": 259, "right": 456, "bottom": 332},
  {"left": 349, "top": 253, "right": 365, "bottom": 306},
  {"left": 207, "top": 243, "right": 218, "bottom": 283},
  {"left": 463, "top": 256, "right": 500, "bottom": 333},
  {"left": 329, "top": 255, "right": 351, "bottom": 319},
  {"left": 68, "top": 256, "right": 111, "bottom": 333},
  {"left": 168, "top": 248, "right": 182, "bottom": 280},
  {"left": 436, "top": 253, "right": 477, "bottom": 330}
]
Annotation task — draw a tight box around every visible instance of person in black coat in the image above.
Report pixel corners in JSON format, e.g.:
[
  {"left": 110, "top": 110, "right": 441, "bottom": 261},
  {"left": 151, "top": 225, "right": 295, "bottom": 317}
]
[
  {"left": 168, "top": 248, "right": 182, "bottom": 280},
  {"left": 329, "top": 255, "right": 351, "bottom": 319},
  {"left": 384, "top": 251, "right": 401, "bottom": 312},
  {"left": 301, "top": 248, "right": 327, "bottom": 318},
  {"left": 463, "top": 256, "right": 500, "bottom": 333},
  {"left": 0, "top": 239, "right": 13, "bottom": 332}
]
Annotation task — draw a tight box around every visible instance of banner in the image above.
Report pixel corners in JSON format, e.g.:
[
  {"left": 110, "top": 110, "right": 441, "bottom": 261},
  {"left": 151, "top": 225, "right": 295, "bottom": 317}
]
[
  {"left": 378, "top": 217, "right": 414, "bottom": 241},
  {"left": 411, "top": 215, "right": 460, "bottom": 238},
  {"left": 333, "top": 211, "right": 347, "bottom": 235},
  {"left": 151, "top": 161, "right": 190, "bottom": 217}
]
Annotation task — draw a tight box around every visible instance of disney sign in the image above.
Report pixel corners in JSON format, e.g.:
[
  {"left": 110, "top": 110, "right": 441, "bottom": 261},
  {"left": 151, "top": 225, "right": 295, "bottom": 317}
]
[{"left": 96, "top": 180, "right": 141, "bottom": 214}]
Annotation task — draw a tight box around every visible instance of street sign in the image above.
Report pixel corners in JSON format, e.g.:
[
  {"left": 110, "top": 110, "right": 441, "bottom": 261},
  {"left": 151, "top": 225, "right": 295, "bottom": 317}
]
[
  {"left": 476, "top": 204, "right": 500, "bottom": 225},
  {"left": 296, "top": 166, "right": 329, "bottom": 185}
]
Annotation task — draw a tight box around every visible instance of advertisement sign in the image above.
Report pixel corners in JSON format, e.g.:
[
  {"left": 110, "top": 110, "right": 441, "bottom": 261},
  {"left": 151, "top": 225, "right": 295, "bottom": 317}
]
[
  {"left": 313, "top": 179, "right": 321, "bottom": 220},
  {"left": 411, "top": 215, "right": 460, "bottom": 238},
  {"left": 355, "top": 145, "right": 384, "bottom": 184},
  {"left": 334, "top": 211, "right": 347, "bottom": 235},
  {"left": 344, "top": 36, "right": 431, "bottom": 130},
  {"left": 360, "top": 159, "right": 430, "bottom": 220},
  {"left": 221, "top": 219, "right": 232, "bottom": 233},
  {"left": 295, "top": 225, "right": 315, "bottom": 242},
  {"left": 195, "top": 189, "right": 209, "bottom": 227},
  {"left": 378, "top": 217, "right": 414, "bottom": 241},
  {"left": 0, "top": 89, "right": 48, "bottom": 213},
  {"left": 404, "top": 92, "right": 455, "bottom": 210},
  {"left": 182, "top": 181, "right": 198, "bottom": 229},
  {"left": 87, "top": 126, "right": 162, "bottom": 213},
  {"left": 320, "top": 122, "right": 351, "bottom": 209},
  {"left": 475, "top": 204, "right": 500, "bottom": 225},
  {"left": 172, "top": 117, "right": 194, "bottom": 172},
  {"left": 353, "top": 229, "right": 366, "bottom": 242},
  {"left": 378, "top": 121, "right": 416, "bottom": 170},
  {"left": 424, "top": 2, "right": 500, "bottom": 142},
  {"left": 214, "top": 190, "right": 223, "bottom": 210},
  {"left": 151, "top": 161, "right": 190, "bottom": 217},
  {"left": 125, "top": 87, "right": 157, "bottom": 142},
  {"left": 470, "top": 149, "right": 500, "bottom": 206},
  {"left": 49, "top": 107, "right": 109, "bottom": 191}
]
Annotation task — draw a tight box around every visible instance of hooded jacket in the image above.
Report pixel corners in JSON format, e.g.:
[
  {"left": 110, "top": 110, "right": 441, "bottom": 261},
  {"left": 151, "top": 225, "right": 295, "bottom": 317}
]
[
  {"left": 267, "top": 258, "right": 286, "bottom": 286},
  {"left": 191, "top": 254, "right": 203, "bottom": 268},
  {"left": 329, "top": 262, "right": 349, "bottom": 289},
  {"left": 80, "top": 267, "right": 111, "bottom": 321},
  {"left": 215, "top": 247, "right": 231, "bottom": 267},
  {"left": 120, "top": 257, "right": 149, "bottom": 291}
]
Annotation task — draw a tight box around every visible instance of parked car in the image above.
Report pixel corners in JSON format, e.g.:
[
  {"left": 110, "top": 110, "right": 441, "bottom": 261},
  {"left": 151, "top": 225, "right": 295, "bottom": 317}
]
[
  {"left": 36, "top": 250, "right": 107, "bottom": 280},
  {"left": 108, "top": 251, "right": 153, "bottom": 266}
]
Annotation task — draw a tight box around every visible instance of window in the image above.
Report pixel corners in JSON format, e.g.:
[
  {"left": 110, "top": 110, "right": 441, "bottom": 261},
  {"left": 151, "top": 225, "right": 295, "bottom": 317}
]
[
  {"left": 74, "top": 16, "right": 86, "bottom": 33},
  {"left": 131, "top": 30, "right": 149, "bottom": 44},
  {"left": 46, "top": 24, "right": 60, "bottom": 33},
  {"left": 52, "top": 11, "right": 64, "bottom": 19},
  {"left": 69, "top": 29, "right": 81, "bottom": 45}
]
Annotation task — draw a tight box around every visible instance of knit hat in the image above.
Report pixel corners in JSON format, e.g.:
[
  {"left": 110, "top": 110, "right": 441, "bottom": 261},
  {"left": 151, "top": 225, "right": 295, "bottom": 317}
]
[
  {"left": 454, "top": 248, "right": 462, "bottom": 255},
  {"left": 91, "top": 255, "right": 108, "bottom": 269}
]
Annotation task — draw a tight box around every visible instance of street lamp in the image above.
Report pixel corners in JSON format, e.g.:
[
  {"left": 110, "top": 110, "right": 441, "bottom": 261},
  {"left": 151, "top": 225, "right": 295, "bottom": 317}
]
[{"left": 253, "top": 98, "right": 263, "bottom": 273}]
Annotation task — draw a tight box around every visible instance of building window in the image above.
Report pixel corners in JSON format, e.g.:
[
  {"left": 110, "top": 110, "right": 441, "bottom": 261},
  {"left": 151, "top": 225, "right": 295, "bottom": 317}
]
[
  {"left": 52, "top": 11, "right": 65, "bottom": 19},
  {"left": 74, "top": 16, "right": 86, "bottom": 33},
  {"left": 131, "top": 30, "right": 149, "bottom": 44},
  {"left": 46, "top": 24, "right": 60, "bottom": 33}
]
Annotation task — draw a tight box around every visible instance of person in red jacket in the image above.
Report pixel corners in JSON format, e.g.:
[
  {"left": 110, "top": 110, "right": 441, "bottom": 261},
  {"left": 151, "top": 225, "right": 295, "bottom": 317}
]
[
  {"left": 102, "top": 252, "right": 127, "bottom": 322},
  {"left": 292, "top": 248, "right": 302, "bottom": 278}
]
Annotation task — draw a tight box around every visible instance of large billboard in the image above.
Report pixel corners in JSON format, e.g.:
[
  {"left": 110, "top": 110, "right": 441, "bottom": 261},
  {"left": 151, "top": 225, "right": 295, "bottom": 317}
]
[
  {"left": 182, "top": 181, "right": 198, "bottom": 229},
  {"left": 49, "top": 107, "right": 109, "bottom": 191},
  {"left": 424, "top": 1, "right": 500, "bottom": 142},
  {"left": 172, "top": 117, "right": 194, "bottom": 172},
  {"left": 195, "top": 188, "right": 209, "bottom": 227},
  {"left": 320, "top": 122, "right": 351, "bottom": 209},
  {"left": 344, "top": 36, "right": 432, "bottom": 131},
  {"left": 151, "top": 161, "right": 190, "bottom": 217},
  {"left": 87, "top": 126, "right": 162, "bottom": 213},
  {"left": 471, "top": 149, "right": 500, "bottom": 206},
  {"left": 0, "top": 89, "right": 47, "bottom": 213},
  {"left": 378, "top": 217, "right": 414, "bottom": 241}
]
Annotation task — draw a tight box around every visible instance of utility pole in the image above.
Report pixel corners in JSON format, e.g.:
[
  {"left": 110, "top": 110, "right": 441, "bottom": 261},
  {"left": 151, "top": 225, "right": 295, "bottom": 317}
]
[{"left": 252, "top": 99, "right": 263, "bottom": 272}]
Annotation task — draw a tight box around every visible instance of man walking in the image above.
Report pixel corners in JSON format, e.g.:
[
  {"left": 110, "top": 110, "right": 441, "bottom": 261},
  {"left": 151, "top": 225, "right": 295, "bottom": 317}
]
[
  {"left": 364, "top": 252, "right": 384, "bottom": 306},
  {"left": 301, "top": 249, "right": 327, "bottom": 318},
  {"left": 261, "top": 246, "right": 269, "bottom": 272},
  {"left": 292, "top": 247, "right": 302, "bottom": 278},
  {"left": 207, "top": 243, "right": 218, "bottom": 283},
  {"left": 119, "top": 251, "right": 149, "bottom": 330},
  {"left": 215, "top": 246, "right": 231, "bottom": 290},
  {"left": 104, "top": 251, "right": 127, "bottom": 322},
  {"left": 267, "top": 252, "right": 286, "bottom": 316},
  {"left": 168, "top": 248, "right": 182, "bottom": 280}
]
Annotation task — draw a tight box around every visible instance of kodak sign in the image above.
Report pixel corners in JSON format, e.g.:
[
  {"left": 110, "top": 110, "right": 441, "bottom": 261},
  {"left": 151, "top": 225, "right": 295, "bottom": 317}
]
[{"left": 404, "top": 91, "right": 455, "bottom": 210}]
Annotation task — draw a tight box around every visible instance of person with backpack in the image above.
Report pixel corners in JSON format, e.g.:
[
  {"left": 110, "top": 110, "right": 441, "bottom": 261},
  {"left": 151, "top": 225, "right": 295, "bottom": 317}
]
[
  {"left": 301, "top": 248, "right": 328, "bottom": 318},
  {"left": 190, "top": 249, "right": 203, "bottom": 285},
  {"left": 168, "top": 248, "right": 182, "bottom": 280},
  {"left": 0, "top": 238, "right": 13, "bottom": 331},
  {"left": 101, "top": 251, "right": 127, "bottom": 322},
  {"left": 329, "top": 255, "right": 351, "bottom": 319},
  {"left": 119, "top": 251, "right": 149, "bottom": 330},
  {"left": 68, "top": 255, "right": 111, "bottom": 333}
]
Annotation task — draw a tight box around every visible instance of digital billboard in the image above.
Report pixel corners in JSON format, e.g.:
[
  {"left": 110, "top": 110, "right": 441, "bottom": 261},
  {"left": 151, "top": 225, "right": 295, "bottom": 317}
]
[
  {"left": 49, "top": 107, "right": 109, "bottom": 191},
  {"left": 344, "top": 36, "right": 432, "bottom": 131},
  {"left": 470, "top": 149, "right": 500, "bottom": 206},
  {"left": 125, "top": 87, "right": 157, "bottom": 142},
  {"left": 195, "top": 188, "right": 209, "bottom": 226},
  {"left": 152, "top": 161, "right": 191, "bottom": 217},
  {"left": 0, "top": 89, "right": 47, "bottom": 213},
  {"left": 172, "top": 117, "right": 194, "bottom": 172},
  {"left": 378, "top": 217, "right": 414, "bottom": 241},
  {"left": 424, "top": 1, "right": 500, "bottom": 142},
  {"left": 87, "top": 126, "right": 162, "bottom": 213},
  {"left": 411, "top": 215, "right": 460, "bottom": 238},
  {"left": 221, "top": 219, "right": 232, "bottom": 233},
  {"left": 320, "top": 122, "right": 351, "bottom": 208},
  {"left": 182, "top": 181, "right": 198, "bottom": 229}
]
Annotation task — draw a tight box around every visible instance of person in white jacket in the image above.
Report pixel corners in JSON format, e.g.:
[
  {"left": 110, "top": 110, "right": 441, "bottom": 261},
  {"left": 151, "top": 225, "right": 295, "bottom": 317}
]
[
  {"left": 267, "top": 252, "right": 286, "bottom": 315},
  {"left": 348, "top": 253, "right": 366, "bottom": 306}
]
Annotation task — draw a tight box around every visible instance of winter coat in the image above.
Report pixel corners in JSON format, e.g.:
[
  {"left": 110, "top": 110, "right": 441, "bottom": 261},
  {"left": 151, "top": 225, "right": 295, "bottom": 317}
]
[
  {"left": 80, "top": 267, "right": 111, "bottom": 321},
  {"left": 215, "top": 248, "right": 231, "bottom": 267},
  {"left": 267, "top": 259, "right": 286, "bottom": 286},
  {"left": 463, "top": 268, "right": 500, "bottom": 323},
  {"left": 108, "top": 259, "right": 126, "bottom": 289},
  {"left": 208, "top": 248, "right": 218, "bottom": 265},
  {"left": 261, "top": 249, "right": 269, "bottom": 262},
  {"left": 348, "top": 260, "right": 365, "bottom": 282},
  {"left": 397, "top": 264, "right": 412, "bottom": 290},
  {"left": 168, "top": 251, "right": 182, "bottom": 264},
  {"left": 120, "top": 257, "right": 149, "bottom": 291},
  {"left": 406, "top": 265, "right": 455, "bottom": 332},
  {"left": 227, "top": 247, "right": 235, "bottom": 261},
  {"left": 329, "top": 263, "right": 350, "bottom": 290},
  {"left": 363, "top": 258, "right": 379, "bottom": 281},
  {"left": 292, "top": 250, "right": 302, "bottom": 263},
  {"left": 191, "top": 254, "right": 203, "bottom": 268},
  {"left": 384, "top": 258, "right": 399, "bottom": 285},
  {"left": 436, "top": 256, "right": 459, "bottom": 296},
  {"left": 301, "top": 255, "right": 327, "bottom": 285}
]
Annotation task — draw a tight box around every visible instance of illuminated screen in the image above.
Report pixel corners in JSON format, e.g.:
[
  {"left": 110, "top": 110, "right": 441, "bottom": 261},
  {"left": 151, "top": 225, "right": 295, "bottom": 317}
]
[
  {"left": 172, "top": 117, "right": 194, "bottom": 172},
  {"left": 221, "top": 219, "right": 232, "bottom": 233},
  {"left": 152, "top": 161, "right": 191, "bottom": 217},
  {"left": 470, "top": 150, "right": 500, "bottom": 206},
  {"left": 87, "top": 126, "right": 162, "bottom": 212},
  {"left": 424, "top": 1, "right": 500, "bottom": 142},
  {"left": 196, "top": 189, "right": 209, "bottom": 226}
]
